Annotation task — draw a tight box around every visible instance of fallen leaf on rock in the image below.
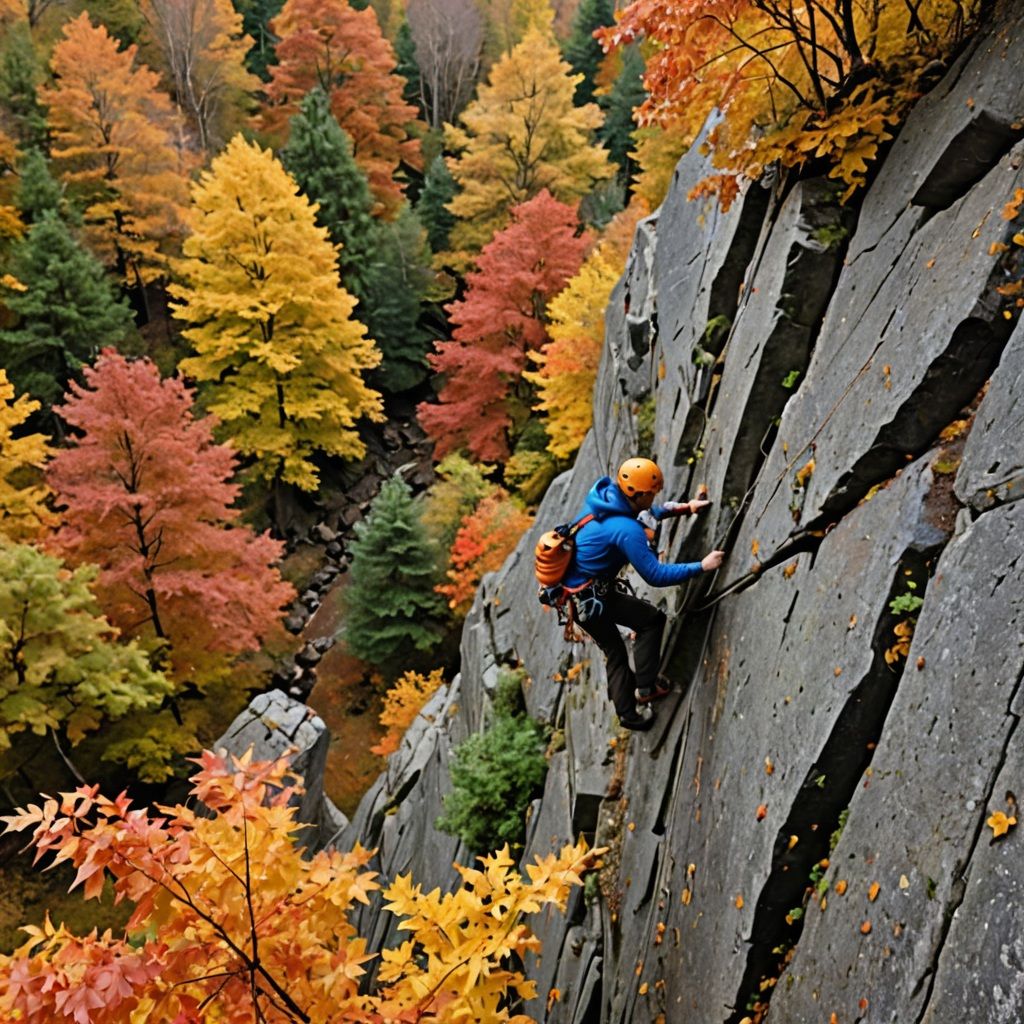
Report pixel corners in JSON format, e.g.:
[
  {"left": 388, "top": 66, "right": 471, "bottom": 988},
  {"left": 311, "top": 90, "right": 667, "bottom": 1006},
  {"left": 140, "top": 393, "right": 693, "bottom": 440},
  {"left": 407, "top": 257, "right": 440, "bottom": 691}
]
[
  {"left": 835, "top": 880, "right": 848, "bottom": 895},
  {"left": 681, "top": 888, "right": 692, "bottom": 905},
  {"left": 788, "top": 835, "right": 799, "bottom": 850},
  {"left": 848, "top": 614, "right": 857, "bottom": 630},
  {"left": 859, "top": 998, "right": 869, "bottom": 1011},
  {"left": 765, "top": 756, "right": 775, "bottom": 775},
  {"left": 916, "top": 656, "right": 926, "bottom": 670},
  {"left": 756, "top": 804, "right": 768, "bottom": 821},
  {"left": 783, "top": 562, "right": 797, "bottom": 579},
  {"left": 735, "top": 894, "right": 744, "bottom": 909},
  {"left": 987, "top": 810, "right": 1017, "bottom": 838},
  {"left": 899, "top": 874, "right": 910, "bottom": 889},
  {"left": 639, "top": 982, "right": 649, "bottom": 996},
  {"left": 860, "top": 920, "right": 872, "bottom": 934},
  {"left": 547, "top": 989, "right": 561, "bottom": 1011},
  {"left": 868, "top": 882, "right": 880, "bottom": 902}
]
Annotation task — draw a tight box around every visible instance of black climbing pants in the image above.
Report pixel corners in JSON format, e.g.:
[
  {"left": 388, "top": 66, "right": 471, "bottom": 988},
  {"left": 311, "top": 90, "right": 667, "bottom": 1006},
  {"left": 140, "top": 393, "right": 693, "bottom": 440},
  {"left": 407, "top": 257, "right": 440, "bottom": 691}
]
[{"left": 579, "top": 587, "right": 666, "bottom": 721}]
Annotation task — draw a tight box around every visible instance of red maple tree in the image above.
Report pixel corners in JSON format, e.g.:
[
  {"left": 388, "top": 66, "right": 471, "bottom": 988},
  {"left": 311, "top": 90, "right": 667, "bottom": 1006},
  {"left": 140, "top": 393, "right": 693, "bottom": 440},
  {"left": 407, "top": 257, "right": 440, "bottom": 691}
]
[
  {"left": 418, "top": 189, "right": 589, "bottom": 461},
  {"left": 47, "top": 351, "right": 295, "bottom": 686},
  {"left": 261, "top": 0, "right": 422, "bottom": 218}
]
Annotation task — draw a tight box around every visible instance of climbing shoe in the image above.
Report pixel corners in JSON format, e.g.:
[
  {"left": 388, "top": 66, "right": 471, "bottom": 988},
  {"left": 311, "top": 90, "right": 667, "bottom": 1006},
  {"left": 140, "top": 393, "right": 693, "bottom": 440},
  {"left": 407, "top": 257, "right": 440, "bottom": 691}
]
[
  {"left": 619, "top": 705, "right": 657, "bottom": 731},
  {"left": 634, "top": 676, "right": 672, "bottom": 704}
]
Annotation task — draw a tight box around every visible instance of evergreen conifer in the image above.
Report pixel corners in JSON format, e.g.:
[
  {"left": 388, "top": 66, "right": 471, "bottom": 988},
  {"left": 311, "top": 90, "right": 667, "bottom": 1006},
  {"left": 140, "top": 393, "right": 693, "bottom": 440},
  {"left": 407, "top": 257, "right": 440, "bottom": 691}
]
[
  {"left": 0, "top": 22, "right": 48, "bottom": 149},
  {"left": 416, "top": 154, "right": 456, "bottom": 253},
  {"left": 599, "top": 44, "right": 645, "bottom": 185},
  {"left": 0, "top": 213, "right": 134, "bottom": 408},
  {"left": 393, "top": 19, "right": 423, "bottom": 114},
  {"left": 562, "top": 0, "right": 614, "bottom": 108},
  {"left": 343, "top": 475, "right": 445, "bottom": 675},
  {"left": 15, "top": 149, "right": 66, "bottom": 224}
]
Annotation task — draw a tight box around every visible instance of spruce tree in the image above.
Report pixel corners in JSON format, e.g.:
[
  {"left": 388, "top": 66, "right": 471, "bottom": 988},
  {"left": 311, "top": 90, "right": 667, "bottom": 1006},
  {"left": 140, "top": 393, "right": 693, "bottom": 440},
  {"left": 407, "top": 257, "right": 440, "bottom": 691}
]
[
  {"left": 15, "top": 149, "right": 65, "bottom": 225},
  {"left": 393, "top": 19, "right": 423, "bottom": 115},
  {"left": 416, "top": 154, "right": 456, "bottom": 253},
  {"left": 343, "top": 476, "right": 445, "bottom": 675},
  {"left": 600, "top": 44, "right": 645, "bottom": 186},
  {"left": 562, "top": 0, "right": 614, "bottom": 108},
  {"left": 281, "top": 87, "right": 379, "bottom": 310},
  {"left": 0, "top": 22, "right": 48, "bottom": 150},
  {"left": 284, "top": 90, "right": 433, "bottom": 393},
  {"left": 363, "top": 204, "right": 434, "bottom": 392},
  {"left": 0, "top": 213, "right": 134, "bottom": 408}
]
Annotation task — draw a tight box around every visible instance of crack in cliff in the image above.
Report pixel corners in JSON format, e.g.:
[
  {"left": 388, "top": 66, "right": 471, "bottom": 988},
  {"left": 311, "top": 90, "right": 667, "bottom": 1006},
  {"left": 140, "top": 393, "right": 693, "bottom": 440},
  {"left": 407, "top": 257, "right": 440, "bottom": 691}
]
[
  {"left": 911, "top": 663, "right": 1024, "bottom": 1023},
  {"left": 724, "top": 542, "right": 947, "bottom": 1024}
]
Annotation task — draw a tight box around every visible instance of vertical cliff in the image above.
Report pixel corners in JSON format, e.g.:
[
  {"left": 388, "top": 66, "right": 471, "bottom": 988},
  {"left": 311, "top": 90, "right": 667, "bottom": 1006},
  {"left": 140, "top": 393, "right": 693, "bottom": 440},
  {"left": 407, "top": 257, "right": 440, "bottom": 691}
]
[{"left": 329, "top": 10, "right": 1024, "bottom": 1021}]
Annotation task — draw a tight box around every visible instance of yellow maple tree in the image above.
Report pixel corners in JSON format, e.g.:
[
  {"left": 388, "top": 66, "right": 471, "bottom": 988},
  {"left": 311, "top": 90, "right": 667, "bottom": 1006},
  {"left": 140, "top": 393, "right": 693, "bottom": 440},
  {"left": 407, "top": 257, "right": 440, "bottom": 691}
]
[
  {"left": 172, "top": 135, "right": 384, "bottom": 492},
  {"left": 0, "top": 368, "right": 53, "bottom": 541},
  {"left": 44, "top": 13, "right": 193, "bottom": 284},
  {"left": 0, "top": 749, "right": 601, "bottom": 1024},
  {"left": 444, "top": 25, "right": 614, "bottom": 265}
]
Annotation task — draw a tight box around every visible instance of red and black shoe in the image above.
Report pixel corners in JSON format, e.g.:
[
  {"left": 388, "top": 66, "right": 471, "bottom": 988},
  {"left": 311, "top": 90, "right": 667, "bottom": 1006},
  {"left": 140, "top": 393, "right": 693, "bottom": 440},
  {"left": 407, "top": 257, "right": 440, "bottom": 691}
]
[{"left": 634, "top": 676, "right": 672, "bottom": 704}]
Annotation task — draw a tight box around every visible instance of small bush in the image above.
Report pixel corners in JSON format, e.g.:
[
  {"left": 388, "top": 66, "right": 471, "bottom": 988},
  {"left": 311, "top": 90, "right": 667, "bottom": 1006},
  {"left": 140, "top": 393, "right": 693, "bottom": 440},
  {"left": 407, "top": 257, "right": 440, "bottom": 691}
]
[{"left": 436, "top": 668, "right": 547, "bottom": 852}]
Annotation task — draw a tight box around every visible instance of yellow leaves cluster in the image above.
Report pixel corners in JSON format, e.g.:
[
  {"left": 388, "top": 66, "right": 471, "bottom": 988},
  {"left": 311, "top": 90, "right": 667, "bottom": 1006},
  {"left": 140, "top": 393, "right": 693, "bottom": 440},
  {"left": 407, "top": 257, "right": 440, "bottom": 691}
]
[
  {"left": 172, "top": 135, "right": 383, "bottom": 490},
  {"left": 884, "top": 619, "right": 915, "bottom": 665},
  {"left": 371, "top": 668, "right": 445, "bottom": 757},
  {"left": 444, "top": 27, "right": 614, "bottom": 265},
  {"left": 0, "top": 751, "right": 602, "bottom": 1024},
  {"left": 0, "top": 369, "right": 54, "bottom": 542}
]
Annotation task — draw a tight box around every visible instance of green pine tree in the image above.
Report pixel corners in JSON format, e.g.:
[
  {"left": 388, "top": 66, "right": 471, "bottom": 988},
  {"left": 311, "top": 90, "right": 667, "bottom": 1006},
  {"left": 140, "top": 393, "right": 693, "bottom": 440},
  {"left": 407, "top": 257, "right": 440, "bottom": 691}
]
[
  {"left": 562, "top": 0, "right": 614, "bottom": 108},
  {"left": 235, "top": 0, "right": 286, "bottom": 80},
  {"left": 600, "top": 43, "right": 645, "bottom": 186},
  {"left": 415, "top": 154, "right": 456, "bottom": 253},
  {"left": 0, "top": 21, "right": 48, "bottom": 150},
  {"left": 283, "top": 90, "right": 434, "bottom": 393},
  {"left": 394, "top": 19, "right": 423, "bottom": 115},
  {"left": 363, "top": 203, "right": 435, "bottom": 392},
  {"left": 281, "top": 87, "right": 380, "bottom": 311},
  {"left": 343, "top": 475, "right": 445, "bottom": 675},
  {"left": 15, "top": 149, "right": 67, "bottom": 225},
  {"left": 0, "top": 213, "right": 135, "bottom": 409}
]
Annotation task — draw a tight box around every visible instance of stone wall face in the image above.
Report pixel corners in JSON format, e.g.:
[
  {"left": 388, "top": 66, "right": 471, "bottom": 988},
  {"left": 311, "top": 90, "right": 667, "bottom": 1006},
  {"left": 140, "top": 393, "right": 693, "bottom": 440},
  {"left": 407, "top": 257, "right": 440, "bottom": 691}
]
[{"left": 306, "top": 10, "right": 1024, "bottom": 1022}]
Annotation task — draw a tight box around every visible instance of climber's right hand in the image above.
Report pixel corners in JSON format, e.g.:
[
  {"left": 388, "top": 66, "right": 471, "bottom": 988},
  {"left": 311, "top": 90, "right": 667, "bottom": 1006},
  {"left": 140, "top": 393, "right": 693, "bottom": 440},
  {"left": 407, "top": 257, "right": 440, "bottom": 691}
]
[{"left": 701, "top": 550, "right": 725, "bottom": 572}]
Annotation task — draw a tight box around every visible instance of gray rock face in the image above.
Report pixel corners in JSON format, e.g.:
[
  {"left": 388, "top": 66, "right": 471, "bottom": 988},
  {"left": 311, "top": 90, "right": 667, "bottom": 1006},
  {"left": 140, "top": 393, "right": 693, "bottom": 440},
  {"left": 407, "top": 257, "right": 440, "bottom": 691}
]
[
  {"left": 233, "top": 9, "right": 1024, "bottom": 1022},
  {"left": 214, "top": 689, "right": 347, "bottom": 853}
]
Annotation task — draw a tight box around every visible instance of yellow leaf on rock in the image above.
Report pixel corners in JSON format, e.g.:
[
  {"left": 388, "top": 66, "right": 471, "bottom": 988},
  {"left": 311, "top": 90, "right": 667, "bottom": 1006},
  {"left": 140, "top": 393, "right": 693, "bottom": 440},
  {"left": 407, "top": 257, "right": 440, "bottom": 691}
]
[
  {"left": 987, "top": 811, "right": 1017, "bottom": 838},
  {"left": 868, "top": 882, "right": 880, "bottom": 902},
  {"left": 735, "top": 894, "right": 744, "bottom": 909}
]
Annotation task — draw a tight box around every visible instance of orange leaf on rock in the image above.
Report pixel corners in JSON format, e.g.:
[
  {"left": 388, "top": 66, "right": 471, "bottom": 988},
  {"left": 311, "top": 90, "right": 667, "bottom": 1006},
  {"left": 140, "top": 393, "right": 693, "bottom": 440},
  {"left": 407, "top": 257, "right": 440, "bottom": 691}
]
[
  {"left": 987, "top": 811, "right": 1017, "bottom": 838},
  {"left": 868, "top": 882, "right": 880, "bottom": 902}
]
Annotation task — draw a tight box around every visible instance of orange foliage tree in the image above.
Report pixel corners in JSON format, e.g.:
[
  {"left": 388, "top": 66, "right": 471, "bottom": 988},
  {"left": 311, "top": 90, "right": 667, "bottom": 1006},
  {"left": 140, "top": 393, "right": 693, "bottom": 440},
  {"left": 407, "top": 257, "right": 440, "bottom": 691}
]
[
  {"left": 44, "top": 13, "right": 193, "bottom": 285},
  {"left": 0, "top": 749, "right": 600, "bottom": 1023},
  {"left": 371, "top": 667, "right": 445, "bottom": 756},
  {"left": 600, "top": 0, "right": 981, "bottom": 207},
  {"left": 418, "top": 189, "right": 589, "bottom": 462},
  {"left": 261, "top": 0, "right": 422, "bottom": 218},
  {"left": 436, "top": 492, "right": 533, "bottom": 616},
  {"left": 46, "top": 351, "right": 294, "bottom": 775}
]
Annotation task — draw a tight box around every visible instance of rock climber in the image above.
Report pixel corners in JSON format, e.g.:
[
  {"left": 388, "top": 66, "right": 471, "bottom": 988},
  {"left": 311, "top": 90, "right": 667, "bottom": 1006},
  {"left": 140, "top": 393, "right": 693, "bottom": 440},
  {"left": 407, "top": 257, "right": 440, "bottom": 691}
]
[{"left": 564, "top": 457, "right": 724, "bottom": 731}]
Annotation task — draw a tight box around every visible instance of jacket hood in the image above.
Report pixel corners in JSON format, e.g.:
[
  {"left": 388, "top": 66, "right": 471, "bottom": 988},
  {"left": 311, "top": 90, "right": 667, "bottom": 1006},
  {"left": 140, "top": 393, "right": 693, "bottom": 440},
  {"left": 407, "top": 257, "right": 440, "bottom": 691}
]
[{"left": 583, "top": 476, "right": 633, "bottom": 520}]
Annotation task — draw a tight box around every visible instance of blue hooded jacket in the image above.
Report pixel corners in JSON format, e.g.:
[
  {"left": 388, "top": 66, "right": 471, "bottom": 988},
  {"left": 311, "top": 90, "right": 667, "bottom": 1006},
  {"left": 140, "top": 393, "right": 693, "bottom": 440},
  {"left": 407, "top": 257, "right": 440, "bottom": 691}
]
[{"left": 563, "top": 476, "right": 704, "bottom": 588}]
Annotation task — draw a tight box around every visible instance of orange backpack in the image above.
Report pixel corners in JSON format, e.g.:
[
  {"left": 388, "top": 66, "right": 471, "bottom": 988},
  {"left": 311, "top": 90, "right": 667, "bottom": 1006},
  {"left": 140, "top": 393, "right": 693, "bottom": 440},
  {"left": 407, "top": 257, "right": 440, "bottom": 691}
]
[{"left": 534, "top": 514, "right": 594, "bottom": 589}]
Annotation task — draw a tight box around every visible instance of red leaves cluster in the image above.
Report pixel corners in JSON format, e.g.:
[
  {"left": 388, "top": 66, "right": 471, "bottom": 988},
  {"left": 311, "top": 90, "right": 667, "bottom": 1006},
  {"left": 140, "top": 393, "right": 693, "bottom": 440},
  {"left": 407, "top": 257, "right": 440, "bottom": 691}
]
[
  {"left": 47, "top": 350, "right": 294, "bottom": 683},
  {"left": 262, "top": 0, "right": 422, "bottom": 218},
  {"left": 418, "top": 189, "right": 589, "bottom": 461}
]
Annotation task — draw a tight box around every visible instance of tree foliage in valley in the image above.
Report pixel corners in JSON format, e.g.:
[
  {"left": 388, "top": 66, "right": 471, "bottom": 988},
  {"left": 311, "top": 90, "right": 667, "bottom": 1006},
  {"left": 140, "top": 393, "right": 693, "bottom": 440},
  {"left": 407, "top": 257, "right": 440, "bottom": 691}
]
[
  {"left": 172, "top": 135, "right": 383, "bottom": 492},
  {"left": 45, "top": 13, "right": 193, "bottom": 284},
  {"left": 0, "top": 541, "right": 170, "bottom": 775},
  {"left": 436, "top": 491, "right": 533, "bottom": 616},
  {"left": 46, "top": 351, "right": 295, "bottom": 777},
  {"left": 0, "top": 18, "right": 47, "bottom": 149},
  {"left": 0, "top": 368, "right": 52, "bottom": 541},
  {"left": 525, "top": 238, "right": 622, "bottom": 459},
  {"left": 371, "top": 666, "right": 445, "bottom": 755},
  {"left": 0, "top": 212, "right": 135, "bottom": 409},
  {"left": 444, "top": 25, "right": 613, "bottom": 263},
  {"left": 420, "top": 451, "right": 496, "bottom": 555},
  {"left": 343, "top": 475, "right": 445, "bottom": 675},
  {"left": 599, "top": 0, "right": 981, "bottom": 207},
  {"left": 0, "top": 750, "right": 599, "bottom": 1023},
  {"left": 262, "top": 0, "right": 423, "bottom": 218},
  {"left": 419, "top": 189, "right": 589, "bottom": 461}
]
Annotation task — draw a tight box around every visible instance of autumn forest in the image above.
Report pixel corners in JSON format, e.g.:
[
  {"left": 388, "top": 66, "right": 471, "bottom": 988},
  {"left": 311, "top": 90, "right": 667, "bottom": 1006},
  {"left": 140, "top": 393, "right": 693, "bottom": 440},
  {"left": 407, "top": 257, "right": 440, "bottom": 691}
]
[{"left": 0, "top": 0, "right": 992, "bottom": 1020}]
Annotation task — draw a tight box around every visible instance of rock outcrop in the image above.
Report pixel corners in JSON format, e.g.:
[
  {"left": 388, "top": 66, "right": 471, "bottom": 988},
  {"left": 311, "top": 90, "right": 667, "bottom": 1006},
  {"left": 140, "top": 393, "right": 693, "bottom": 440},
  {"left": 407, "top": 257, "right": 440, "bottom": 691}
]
[{"left": 221, "top": 8, "right": 1024, "bottom": 1022}]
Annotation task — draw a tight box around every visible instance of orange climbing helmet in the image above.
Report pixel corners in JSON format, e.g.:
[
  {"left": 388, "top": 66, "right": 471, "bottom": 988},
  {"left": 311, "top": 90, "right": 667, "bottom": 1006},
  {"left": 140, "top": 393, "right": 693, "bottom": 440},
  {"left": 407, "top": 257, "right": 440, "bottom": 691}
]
[{"left": 616, "top": 457, "right": 664, "bottom": 497}]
